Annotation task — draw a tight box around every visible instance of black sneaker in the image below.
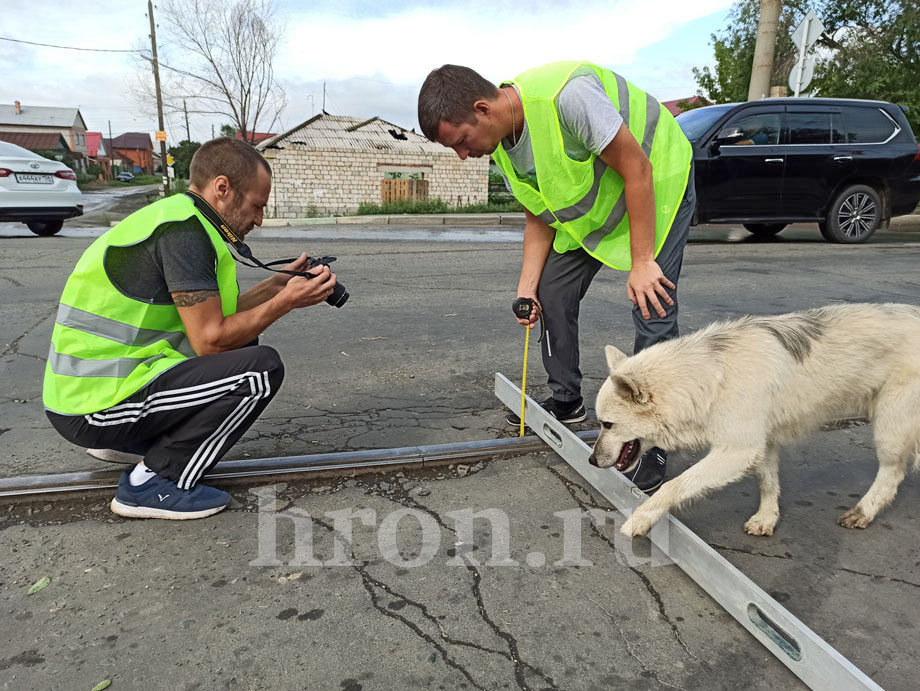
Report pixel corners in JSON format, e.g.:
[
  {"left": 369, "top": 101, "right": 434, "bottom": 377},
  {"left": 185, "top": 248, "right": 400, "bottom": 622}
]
[
  {"left": 622, "top": 447, "right": 668, "bottom": 493},
  {"left": 506, "top": 396, "right": 587, "bottom": 426}
]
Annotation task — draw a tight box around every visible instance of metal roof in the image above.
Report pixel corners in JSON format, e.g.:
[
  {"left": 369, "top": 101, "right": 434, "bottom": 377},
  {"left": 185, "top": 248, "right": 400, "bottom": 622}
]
[
  {"left": 0, "top": 131, "right": 71, "bottom": 151},
  {"left": 257, "top": 114, "right": 451, "bottom": 155},
  {"left": 0, "top": 104, "right": 86, "bottom": 129}
]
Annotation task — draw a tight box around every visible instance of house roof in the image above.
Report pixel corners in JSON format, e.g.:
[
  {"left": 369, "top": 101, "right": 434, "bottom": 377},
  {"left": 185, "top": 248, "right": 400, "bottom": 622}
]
[
  {"left": 257, "top": 114, "right": 450, "bottom": 154},
  {"left": 235, "top": 130, "right": 277, "bottom": 144},
  {"left": 86, "top": 132, "right": 106, "bottom": 158},
  {"left": 0, "top": 131, "right": 71, "bottom": 151},
  {"left": 0, "top": 104, "right": 87, "bottom": 129},
  {"left": 109, "top": 132, "right": 152, "bottom": 150},
  {"left": 662, "top": 96, "right": 711, "bottom": 117}
]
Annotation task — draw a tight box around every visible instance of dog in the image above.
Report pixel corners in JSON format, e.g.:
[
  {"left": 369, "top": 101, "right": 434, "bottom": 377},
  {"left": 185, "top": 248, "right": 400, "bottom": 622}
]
[{"left": 588, "top": 303, "right": 920, "bottom": 538}]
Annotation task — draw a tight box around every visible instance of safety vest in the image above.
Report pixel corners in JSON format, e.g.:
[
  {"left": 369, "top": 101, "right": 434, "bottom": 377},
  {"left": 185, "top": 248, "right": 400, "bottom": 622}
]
[
  {"left": 43, "top": 194, "right": 239, "bottom": 415},
  {"left": 491, "top": 61, "right": 692, "bottom": 270}
]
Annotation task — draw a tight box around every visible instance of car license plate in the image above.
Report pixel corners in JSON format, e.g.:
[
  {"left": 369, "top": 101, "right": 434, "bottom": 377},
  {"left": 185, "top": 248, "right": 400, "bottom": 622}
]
[{"left": 15, "top": 173, "right": 53, "bottom": 184}]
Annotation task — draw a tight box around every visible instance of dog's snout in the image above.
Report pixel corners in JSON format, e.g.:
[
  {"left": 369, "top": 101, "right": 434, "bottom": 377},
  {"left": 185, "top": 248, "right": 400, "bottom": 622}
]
[{"left": 588, "top": 453, "right": 599, "bottom": 467}]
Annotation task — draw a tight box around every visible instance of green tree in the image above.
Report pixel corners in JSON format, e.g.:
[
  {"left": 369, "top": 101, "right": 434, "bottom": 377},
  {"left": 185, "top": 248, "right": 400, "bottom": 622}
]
[
  {"left": 692, "top": 1, "right": 920, "bottom": 133},
  {"left": 167, "top": 140, "right": 201, "bottom": 179},
  {"left": 811, "top": 2, "right": 920, "bottom": 133},
  {"left": 219, "top": 124, "right": 238, "bottom": 138}
]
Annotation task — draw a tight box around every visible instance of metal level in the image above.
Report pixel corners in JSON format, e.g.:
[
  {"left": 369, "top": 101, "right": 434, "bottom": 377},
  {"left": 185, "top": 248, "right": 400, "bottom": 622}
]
[
  {"left": 0, "top": 432, "right": 598, "bottom": 500},
  {"left": 495, "top": 372, "right": 882, "bottom": 691}
]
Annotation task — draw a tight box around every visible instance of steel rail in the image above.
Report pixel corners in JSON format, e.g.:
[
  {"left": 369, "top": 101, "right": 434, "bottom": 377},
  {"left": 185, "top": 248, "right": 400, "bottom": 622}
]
[
  {"left": 0, "top": 431, "right": 599, "bottom": 501},
  {"left": 495, "top": 372, "right": 882, "bottom": 691}
]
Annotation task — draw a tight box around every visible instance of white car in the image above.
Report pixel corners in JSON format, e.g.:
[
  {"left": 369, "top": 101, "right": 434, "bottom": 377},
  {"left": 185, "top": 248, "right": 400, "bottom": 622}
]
[{"left": 0, "top": 141, "right": 83, "bottom": 236}]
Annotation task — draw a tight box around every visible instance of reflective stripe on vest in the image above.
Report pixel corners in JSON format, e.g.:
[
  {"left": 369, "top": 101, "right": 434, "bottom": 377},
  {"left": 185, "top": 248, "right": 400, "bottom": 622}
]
[
  {"left": 52, "top": 303, "right": 196, "bottom": 359},
  {"left": 492, "top": 61, "right": 691, "bottom": 271},
  {"left": 47, "top": 345, "right": 166, "bottom": 378}
]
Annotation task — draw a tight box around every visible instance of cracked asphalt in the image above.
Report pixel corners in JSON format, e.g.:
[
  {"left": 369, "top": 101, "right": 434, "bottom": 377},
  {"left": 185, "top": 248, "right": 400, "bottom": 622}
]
[{"left": 1, "top": 223, "right": 919, "bottom": 690}]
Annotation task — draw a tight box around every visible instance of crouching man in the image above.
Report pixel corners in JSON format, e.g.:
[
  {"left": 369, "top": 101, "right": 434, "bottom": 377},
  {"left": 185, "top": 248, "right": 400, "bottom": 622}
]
[{"left": 43, "top": 138, "right": 337, "bottom": 519}]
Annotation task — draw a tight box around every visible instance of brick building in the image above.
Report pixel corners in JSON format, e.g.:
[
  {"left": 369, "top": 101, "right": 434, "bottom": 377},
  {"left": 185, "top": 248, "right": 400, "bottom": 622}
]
[
  {"left": 104, "top": 132, "right": 154, "bottom": 175},
  {"left": 256, "top": 114, "right": 487, "bottom": 218}
]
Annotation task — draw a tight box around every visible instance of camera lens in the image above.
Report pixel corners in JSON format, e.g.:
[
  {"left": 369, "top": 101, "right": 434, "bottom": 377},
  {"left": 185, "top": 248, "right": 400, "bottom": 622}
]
[{"left": 326, "top": 282, "right": 349, "bottom": 308}]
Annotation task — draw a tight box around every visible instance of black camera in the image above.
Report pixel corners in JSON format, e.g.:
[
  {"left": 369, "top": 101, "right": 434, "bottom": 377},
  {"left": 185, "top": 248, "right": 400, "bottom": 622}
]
[{"left": 307, "top": 256, "right": 349, "bottom": 308}]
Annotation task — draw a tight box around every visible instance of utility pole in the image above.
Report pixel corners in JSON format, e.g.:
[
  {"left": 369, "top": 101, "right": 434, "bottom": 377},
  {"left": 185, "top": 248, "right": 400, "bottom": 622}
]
[
  {"left": 183, "top": 100, "right": 191, "bottom": 143},
  {"left": 747, "top": 0, "right": 782, "bottom": 101},
  {"left": 148, "top": 0, "right": 170, "bottom": 195},
  {"left": 211, "top": 123, "right": 215, "bottom": 140},
  {"left": 322, "top": 82, "right": 326, "bottom": 113},
  {"left": 108, "top": 119, "right": 115, "bottom": 179}
]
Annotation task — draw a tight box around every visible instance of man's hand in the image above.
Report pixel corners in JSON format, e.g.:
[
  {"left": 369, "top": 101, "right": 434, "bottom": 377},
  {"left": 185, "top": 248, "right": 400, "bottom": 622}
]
[
  {"left": 627, "top": 259, "right": 674, "bottom": 319},
  {"left": 277, "top": 264, "right": 337, "bottom": 310},
  {"left": 270, "top": 253, "right": 311, "bottom": 290},
  {"left": 515, "top": 292, "right": 542, "bottom": 328}
]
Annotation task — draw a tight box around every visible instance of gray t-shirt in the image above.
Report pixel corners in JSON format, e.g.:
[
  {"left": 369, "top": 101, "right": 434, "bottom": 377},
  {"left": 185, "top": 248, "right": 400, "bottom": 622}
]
[
  {"left": 104, "top": 218, "right": 219, "bottom": 305},
  {"left": 500, "top": 69, "right": 623, "bottom": 190}
]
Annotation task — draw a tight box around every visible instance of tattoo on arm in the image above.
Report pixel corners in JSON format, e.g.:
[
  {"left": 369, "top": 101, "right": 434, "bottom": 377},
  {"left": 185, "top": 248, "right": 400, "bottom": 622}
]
[{"left": 172, "top": 290, "right": 220, "bottom": 307}]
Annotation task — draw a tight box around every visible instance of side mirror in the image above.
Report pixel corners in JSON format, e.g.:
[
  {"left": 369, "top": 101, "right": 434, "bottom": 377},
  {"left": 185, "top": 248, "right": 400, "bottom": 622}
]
[{"left": 711, "top": 125, "right": 745, "bottom": 150}]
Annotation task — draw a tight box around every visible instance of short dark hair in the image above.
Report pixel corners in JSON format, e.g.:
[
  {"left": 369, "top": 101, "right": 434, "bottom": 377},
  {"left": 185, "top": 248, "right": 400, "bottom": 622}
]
[
  {"left": 189, "top": 137, "right": 272, "bottom": 192},
  {"left": 417, "top": 65, "right": 499, "bottom": 141}
]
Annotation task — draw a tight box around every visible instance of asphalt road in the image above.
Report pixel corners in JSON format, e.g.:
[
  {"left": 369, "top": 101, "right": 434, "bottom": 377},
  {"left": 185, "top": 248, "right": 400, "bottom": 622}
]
[{"left": 1, "top": 224, "right": 918, "bottom": 690}]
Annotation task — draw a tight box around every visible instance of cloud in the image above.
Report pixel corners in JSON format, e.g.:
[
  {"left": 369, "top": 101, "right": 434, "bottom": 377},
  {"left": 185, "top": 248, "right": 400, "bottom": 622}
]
[{"left": 1, "top": 0, "right": 732, "bottom": 142}]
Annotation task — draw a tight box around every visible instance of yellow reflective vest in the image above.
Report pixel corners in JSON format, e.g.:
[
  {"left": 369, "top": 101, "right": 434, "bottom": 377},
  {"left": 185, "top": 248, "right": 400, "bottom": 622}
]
[
  {"left": 43, "top": 194, "right": 239, "bottom": 414},
  {"left": 491, "top": 61, "right": 692, "bottom": 270}
]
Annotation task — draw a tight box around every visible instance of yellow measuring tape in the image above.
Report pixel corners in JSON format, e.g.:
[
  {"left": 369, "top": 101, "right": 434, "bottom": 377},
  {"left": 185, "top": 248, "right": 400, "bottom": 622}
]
[{"left": 519, "top": 323, "right": 530, "bottom": 437}]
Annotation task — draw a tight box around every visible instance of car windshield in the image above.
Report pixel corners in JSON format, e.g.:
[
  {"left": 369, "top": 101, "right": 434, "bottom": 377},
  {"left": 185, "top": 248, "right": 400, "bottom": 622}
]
[{"left": 675, "top": 104, "right": 736, "bottom": 141}]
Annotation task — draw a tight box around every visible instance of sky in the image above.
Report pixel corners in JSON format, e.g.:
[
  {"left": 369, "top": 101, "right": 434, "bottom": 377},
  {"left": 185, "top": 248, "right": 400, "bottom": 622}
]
[{"left": 0, "top": 0, "right": 735, "bottom": 145}]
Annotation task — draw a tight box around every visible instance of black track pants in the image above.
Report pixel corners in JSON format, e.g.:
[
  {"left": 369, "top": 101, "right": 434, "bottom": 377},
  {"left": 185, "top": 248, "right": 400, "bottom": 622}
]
[{"left": 47, "top": 345, "right": 284, "bottom": 489}]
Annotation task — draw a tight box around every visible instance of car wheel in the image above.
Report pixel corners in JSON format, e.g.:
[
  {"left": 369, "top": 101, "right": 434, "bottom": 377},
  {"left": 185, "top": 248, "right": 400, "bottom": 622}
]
[
  {"left": 26, "top": 220, "right": 64, "bottom": 236},
  {"left": 819, "top": 184, "right": 881, "bottom": 244},
  {"left": 742, "top": 223, "right": 787, "bottom": 237}
]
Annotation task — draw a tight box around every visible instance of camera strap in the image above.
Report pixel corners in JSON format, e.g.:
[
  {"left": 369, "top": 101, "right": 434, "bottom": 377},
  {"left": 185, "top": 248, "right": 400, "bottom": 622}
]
[{"left": 185, "top": 191, "right": 314, "bottom": 278}]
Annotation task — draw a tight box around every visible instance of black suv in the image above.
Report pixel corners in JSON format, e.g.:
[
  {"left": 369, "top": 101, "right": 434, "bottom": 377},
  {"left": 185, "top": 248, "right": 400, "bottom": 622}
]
[{"left": 676, "top": 98, "right": 920, "bottom": 242}]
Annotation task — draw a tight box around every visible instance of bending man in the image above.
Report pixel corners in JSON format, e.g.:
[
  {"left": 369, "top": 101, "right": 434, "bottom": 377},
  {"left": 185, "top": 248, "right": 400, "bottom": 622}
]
[{"left": 418, "top": 62, "right": 695, "bottom": 491}]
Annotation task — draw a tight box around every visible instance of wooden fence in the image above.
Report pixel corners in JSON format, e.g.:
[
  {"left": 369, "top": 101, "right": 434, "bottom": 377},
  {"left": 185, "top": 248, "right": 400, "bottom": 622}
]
[{"left": 380, "top": 178, "right": 429, "bottom": 204}]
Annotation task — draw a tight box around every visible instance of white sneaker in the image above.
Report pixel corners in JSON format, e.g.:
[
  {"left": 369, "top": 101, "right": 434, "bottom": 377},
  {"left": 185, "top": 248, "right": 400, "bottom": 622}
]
[{"left": 86, "top": 448, "right": 144, "bottom": 464}]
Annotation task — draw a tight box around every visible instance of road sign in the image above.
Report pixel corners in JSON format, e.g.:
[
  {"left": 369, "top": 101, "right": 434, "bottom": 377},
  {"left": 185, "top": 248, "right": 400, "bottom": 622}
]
[
  {"left": 155, "top": 131, "right": 167, "bottom": 142},
  {"left": 789, "top": 54, "right": 816, "bottom": 94},
  {"left": 165, "top": 153, "right": 175, "bottom": 166},
  {"left": 790, "top": 10, "right": 824, "bottom": 97},
  {"left": 791, "top": 9, "right": 824, "bottom": 50}
]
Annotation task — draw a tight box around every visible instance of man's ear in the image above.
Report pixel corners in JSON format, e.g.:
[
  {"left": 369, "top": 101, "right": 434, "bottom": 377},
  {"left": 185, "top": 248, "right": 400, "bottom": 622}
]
[
  {"left": 605, "top": 345, "right": 628, "bottom": 371},
  {"left": 472, "top": 98, "right": 492, "bottom": 117},
  {"left": 212, "top": 174, "right": 232, "bottom": 202},
  {"left": 612, "top": 374, "right": 649, "bottom": 406}
]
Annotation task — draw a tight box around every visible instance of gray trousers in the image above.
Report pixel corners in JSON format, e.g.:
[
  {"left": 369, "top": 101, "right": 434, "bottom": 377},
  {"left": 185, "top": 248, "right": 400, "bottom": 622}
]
[{"left": 536, "top": 168, "right": 696, "bottom": 403}]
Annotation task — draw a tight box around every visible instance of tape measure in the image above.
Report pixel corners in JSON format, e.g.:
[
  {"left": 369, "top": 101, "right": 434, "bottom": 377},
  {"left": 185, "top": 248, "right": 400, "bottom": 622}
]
[{"left": 512, "top": 298, "right": 538, "bottom": 437}]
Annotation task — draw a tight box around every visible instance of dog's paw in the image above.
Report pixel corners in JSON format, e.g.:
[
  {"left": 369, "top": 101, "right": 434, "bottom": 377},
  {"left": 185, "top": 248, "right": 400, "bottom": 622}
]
[
  {"left": 837, "top": 507, "right": 871, "bottom": 529},
  {"left": 744, "top": 514, "right": 777, "bottom": 536},
  {"left": 621, "top": 513, "right": 654, "bottom": 537}
]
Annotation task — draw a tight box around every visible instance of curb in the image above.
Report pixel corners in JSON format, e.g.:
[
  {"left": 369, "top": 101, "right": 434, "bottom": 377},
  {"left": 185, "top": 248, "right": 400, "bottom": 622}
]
[{"left": 263, "top": 213, "right": 527, "bottom": 228}]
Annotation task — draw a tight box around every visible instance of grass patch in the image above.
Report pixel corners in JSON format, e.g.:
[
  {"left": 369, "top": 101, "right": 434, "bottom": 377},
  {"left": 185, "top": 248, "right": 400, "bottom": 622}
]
[{"left": 355, "top": 198, "right": 522, "bottom": 215}]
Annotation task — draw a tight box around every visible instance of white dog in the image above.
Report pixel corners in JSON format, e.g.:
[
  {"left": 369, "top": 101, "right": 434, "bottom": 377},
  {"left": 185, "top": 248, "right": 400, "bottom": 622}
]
[{"left": 588, "top": 303, "right": 920, "bottom": 538}]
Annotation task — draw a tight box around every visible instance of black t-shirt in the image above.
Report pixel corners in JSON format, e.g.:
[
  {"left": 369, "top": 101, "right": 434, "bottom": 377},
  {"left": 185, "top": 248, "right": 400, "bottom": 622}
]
[{"left": 104, "top": 218, "right": 219, "bottom": 304}]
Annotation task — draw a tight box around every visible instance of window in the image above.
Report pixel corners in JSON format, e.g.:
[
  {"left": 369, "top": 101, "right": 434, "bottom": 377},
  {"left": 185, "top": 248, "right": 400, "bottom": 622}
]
[
  {"left": 724, "top": 112, "right": 781, "bottom": 146},
  {"left": 840, "top": 106, "right": 896, "bottom": 143},
  {"left": 787, "top": 112, "right": 831, "bottom": 145}
]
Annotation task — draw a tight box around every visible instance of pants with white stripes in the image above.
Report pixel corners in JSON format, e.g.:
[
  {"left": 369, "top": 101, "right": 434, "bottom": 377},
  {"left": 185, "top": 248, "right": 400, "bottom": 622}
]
[{"left": 47, "top": 345, "right": 284, "bottom": 490}]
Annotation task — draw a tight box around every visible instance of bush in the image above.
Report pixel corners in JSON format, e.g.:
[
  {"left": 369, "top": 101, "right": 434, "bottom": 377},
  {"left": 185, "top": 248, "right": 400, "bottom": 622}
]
[
  {"left": 165, "top": 178, "right": 189, "bottom": 197},
  {"left": 354, "top": 197, "right": 522, "bottom": 215}
]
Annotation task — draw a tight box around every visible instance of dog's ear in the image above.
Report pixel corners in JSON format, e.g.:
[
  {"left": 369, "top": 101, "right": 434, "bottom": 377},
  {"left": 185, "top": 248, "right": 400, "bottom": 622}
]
[
  {"left": 605, "top": 345, "right": 628, "bottom": 371},
  {"left": 612, "top": 374, "right": 649, "bottom": 406}
]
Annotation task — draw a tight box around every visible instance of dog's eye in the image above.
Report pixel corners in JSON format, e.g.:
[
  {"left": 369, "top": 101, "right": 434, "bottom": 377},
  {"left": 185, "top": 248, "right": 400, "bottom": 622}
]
[{"left": 602, "top": 422, "right": 613, "bottom": 430}]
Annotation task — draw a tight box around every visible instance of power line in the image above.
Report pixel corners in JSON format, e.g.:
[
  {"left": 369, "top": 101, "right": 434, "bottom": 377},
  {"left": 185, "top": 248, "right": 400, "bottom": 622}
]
[{"left": 0, "top": 35, "right": 142, "bottom": 53}]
